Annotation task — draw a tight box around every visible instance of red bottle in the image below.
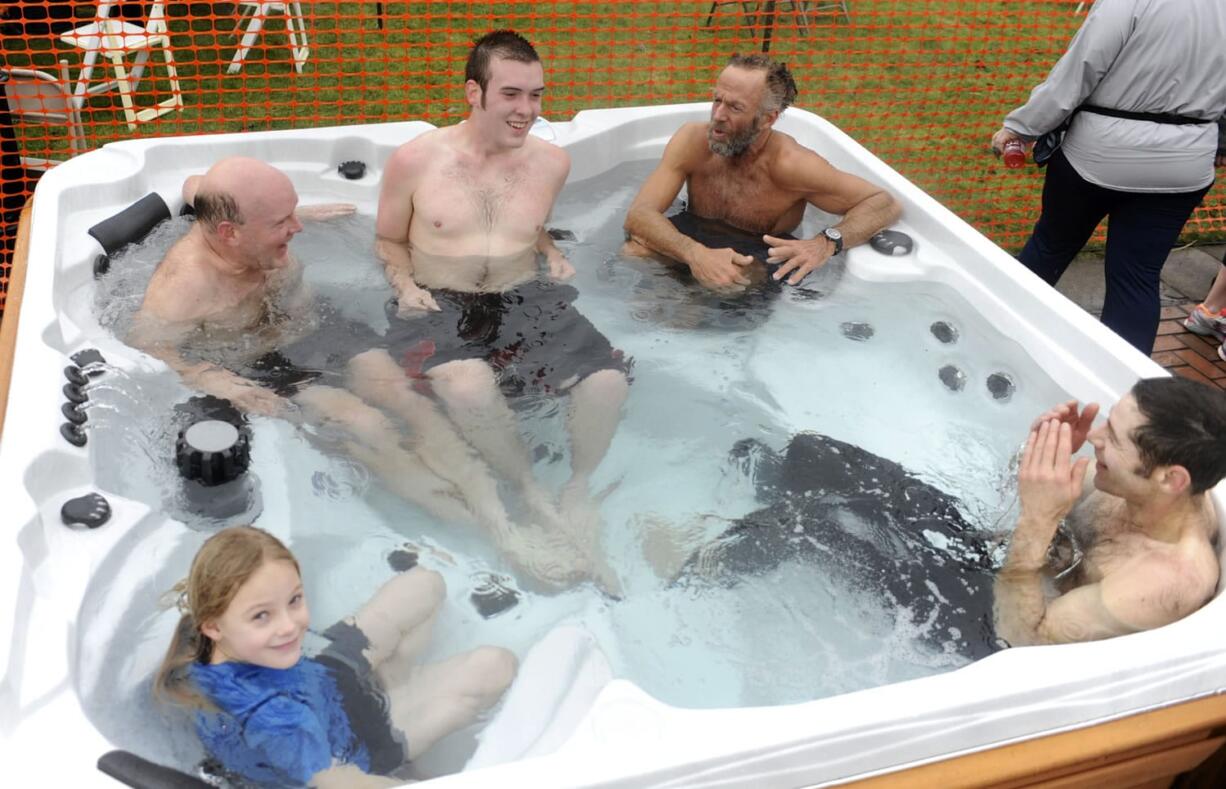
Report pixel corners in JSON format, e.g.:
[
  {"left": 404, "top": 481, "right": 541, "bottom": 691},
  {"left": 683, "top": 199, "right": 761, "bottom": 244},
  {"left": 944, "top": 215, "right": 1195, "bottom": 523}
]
[{"left": 1003, "top": 139, "right": 1026, "bottom": 169}]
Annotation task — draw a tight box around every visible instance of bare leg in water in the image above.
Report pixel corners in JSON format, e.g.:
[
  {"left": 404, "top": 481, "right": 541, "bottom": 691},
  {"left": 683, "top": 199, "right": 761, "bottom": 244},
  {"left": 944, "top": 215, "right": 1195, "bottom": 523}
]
[
  {"left": 297, "top": 375, "right": 599, "bottom": 591},
  {"left": 333, "top": 568, "right": 518, "bottom": 761},
  {"left": 424, "top": 358, "right": 565, "bottom": 529}
]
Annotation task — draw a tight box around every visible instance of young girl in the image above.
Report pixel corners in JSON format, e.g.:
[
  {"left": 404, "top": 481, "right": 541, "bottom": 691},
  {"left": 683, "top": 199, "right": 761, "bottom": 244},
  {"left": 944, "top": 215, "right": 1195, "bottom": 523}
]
[{"left": 155, "top": 526, "right": 517, "bottom": 788}]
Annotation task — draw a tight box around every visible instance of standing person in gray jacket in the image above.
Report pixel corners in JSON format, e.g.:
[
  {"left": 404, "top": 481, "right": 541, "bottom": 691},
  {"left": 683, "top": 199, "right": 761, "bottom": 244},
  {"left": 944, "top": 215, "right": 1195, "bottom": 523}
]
[{"left": 989, "top": 0, "right": 1226, "bottom": 354}]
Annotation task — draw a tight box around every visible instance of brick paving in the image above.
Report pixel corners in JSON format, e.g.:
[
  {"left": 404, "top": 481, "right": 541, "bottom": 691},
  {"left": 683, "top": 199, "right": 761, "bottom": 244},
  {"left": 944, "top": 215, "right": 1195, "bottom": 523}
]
[{"left": 1153, "top": 304, "right": 1226, "bottom": 389}]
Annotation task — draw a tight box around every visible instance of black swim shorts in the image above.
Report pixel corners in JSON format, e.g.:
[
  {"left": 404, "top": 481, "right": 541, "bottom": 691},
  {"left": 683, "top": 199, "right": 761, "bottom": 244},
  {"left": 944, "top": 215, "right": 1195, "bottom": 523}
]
[
  {"left": 385, "top": 279, "right": 632, "bottom": 397},
  {"left": 316, "top": 620, "right": 408, "bottom": 775},
  {"left": 241, "top": 307, "right": 384, "bottom": 398}
]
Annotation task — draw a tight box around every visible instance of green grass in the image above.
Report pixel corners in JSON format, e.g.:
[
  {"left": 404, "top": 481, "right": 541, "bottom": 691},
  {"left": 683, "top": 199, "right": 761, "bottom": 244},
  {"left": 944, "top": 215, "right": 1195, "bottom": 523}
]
[{"left": 4, "top": 1, "right": 1223, "bottom": 250}]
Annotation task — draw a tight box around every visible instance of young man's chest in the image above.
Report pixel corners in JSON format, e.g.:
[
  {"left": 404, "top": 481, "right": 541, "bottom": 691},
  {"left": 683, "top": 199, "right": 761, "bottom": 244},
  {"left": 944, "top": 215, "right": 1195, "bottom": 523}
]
[{"left": 411, "top": 155, "right": 555, "bottom": 251}]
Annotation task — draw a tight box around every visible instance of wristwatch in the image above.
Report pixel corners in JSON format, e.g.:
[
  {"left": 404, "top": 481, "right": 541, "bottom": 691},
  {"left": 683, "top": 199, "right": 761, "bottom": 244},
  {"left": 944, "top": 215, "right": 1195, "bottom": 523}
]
[{"left": 822, "top": 227, "right": 844, "bottom": 255}]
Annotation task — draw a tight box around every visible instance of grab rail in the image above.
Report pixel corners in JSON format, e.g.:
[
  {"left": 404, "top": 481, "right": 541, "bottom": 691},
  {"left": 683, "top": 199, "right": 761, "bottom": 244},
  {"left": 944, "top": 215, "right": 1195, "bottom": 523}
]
[{"left": 96, "top": 750, "right": 211, "bottom": 789}]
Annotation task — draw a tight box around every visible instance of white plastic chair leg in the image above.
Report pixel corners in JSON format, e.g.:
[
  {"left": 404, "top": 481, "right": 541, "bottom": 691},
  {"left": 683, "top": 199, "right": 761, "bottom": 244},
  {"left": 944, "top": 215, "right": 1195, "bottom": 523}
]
[
  {"left": 286, "top": 2, "right": 310, "bottom": 73},
  {"left": 228, "top": 7, "right": 266, "bottom": 74}
]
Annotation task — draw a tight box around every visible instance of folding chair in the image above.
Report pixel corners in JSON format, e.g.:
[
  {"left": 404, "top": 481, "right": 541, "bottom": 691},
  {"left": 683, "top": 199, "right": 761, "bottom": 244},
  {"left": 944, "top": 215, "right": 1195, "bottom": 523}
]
[
  {"left": 706, "top": 2, "right": 850, "bottom": 33},
  {"left": 228, "top": 2, "right": 310, "bottom": 75},
  {"left": 59, "top": 1, "right": 183, "bottom": 129},
  {"left": 2, "top": 61, "right": 87, "bottom": 169}
]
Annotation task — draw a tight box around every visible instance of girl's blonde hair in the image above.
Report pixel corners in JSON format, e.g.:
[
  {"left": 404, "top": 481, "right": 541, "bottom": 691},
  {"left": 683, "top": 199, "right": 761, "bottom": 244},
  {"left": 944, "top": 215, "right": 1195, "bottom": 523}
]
[{"left": 153, "top": 526, "right": 300, "bottom": 709}]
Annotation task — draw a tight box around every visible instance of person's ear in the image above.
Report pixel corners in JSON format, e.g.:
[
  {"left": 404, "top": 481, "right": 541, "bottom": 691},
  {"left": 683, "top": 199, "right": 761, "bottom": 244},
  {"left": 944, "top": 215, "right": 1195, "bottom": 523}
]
[
  {"left": 200, "top": 620, "right": 222, "bottom": 642},
  {"left": 762, "top": 108, "right": 782, "bottom": 128},
  {"left": 1157, "top": 464, "right": 1192, "bottom": 496},
  {"left": 215, "top": 221, "right": 239, "bottom": 244},
  {"left": 465, "top": 80, "right": 483, "bottom": 110}
]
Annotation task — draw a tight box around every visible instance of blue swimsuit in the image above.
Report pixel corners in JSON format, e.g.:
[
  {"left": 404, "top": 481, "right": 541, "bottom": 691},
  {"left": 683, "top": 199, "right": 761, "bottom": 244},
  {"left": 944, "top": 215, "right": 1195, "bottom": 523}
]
[{"left": 190, "top": 659, "right": 370, "bottom": 787}]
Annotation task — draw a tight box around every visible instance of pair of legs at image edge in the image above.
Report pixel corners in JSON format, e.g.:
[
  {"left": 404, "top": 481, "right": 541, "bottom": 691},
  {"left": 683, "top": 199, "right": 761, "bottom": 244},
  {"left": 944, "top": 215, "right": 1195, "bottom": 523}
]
[
  {"left": 317, "top": 566, "right": 517, "bottom": 774},
  {"left": 284, "top": 348, "right": 626, "bottom": 591},
  {"left": 1018, "top": 150, "right": 1213, "bottom": 354},
  {"left": 1185, "top": 255, "right": 1226, "bottom": 362}
]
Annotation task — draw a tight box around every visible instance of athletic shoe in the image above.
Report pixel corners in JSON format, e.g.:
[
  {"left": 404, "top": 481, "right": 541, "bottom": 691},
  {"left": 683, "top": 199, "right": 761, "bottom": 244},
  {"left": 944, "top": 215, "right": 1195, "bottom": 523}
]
[{"left": 1183, "top": 303, "right": 1226, "bottom": 342}]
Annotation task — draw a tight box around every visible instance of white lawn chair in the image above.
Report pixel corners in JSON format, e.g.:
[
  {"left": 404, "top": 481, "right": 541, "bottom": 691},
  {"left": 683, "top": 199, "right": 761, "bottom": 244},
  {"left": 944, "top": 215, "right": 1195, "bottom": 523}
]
[
  {"left": 59, "top": 1, "right": 183, "bottom": 130},
  {"left": 228, "top": 2, "right": 310, "bottom": 75},
  {"left": 2, "top": 61, "right": 87, "bottom": 169}
]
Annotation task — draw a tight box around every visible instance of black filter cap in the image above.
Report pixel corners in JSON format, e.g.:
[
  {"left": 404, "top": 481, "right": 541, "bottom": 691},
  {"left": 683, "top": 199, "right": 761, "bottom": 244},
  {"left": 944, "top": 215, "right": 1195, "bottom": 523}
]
[
  {"left": 338, "top": 160, "right": 367, "bottom": 180},
  {"left": 175, "top": 419, "right": 252, "bottom": 486},
  {"left": 61, "top": 492, "right": 111, "bottom": 528}
]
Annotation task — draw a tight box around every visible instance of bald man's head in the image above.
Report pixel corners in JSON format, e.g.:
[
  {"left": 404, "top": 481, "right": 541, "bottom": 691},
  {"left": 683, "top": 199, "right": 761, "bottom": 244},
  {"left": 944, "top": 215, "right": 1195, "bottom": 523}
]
[{"left": 193, "top": 157, "right": 301, "bottom": 270}]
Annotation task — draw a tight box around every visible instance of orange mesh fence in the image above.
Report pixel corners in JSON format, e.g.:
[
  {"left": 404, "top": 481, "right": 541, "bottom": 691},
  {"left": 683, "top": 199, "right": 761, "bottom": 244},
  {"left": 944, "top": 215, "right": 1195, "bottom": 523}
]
[{"left": 2, "top": 0, "right": 1224, "bottom": 316}]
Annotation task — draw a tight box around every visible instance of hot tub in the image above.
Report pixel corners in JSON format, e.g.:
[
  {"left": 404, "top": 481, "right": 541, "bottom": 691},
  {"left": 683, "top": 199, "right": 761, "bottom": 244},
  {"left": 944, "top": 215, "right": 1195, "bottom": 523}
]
[{"left": 2, "top": 105, "right": 1224, "bottom": 787}]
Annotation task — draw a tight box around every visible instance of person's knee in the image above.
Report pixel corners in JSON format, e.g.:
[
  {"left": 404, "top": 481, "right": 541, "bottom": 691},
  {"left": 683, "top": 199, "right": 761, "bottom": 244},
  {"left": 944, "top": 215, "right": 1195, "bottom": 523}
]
[
  {"left": 348, "top": 348, "right": 399, "bottom": 382},
  {"left": 429, "top": 360, "right": 499, "bottom": 409},
  {"left": 464, "top": 646, "right": 517, "bottom": 696},
  {"left": 575, "top": 368, "right": 629, "bottom": 405},
  {"left": 405, "top": 566, "right": 446, "bottom": 609},
  {"left": 292, "top": 385, "right": 355, "bottom": 419}
]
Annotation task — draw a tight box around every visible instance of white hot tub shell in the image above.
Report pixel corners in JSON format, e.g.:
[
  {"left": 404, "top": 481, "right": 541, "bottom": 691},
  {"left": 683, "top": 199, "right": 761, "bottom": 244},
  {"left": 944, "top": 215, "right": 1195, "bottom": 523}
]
[{"left": 1, "top": 105, "right": 1224, "bottom": 787}]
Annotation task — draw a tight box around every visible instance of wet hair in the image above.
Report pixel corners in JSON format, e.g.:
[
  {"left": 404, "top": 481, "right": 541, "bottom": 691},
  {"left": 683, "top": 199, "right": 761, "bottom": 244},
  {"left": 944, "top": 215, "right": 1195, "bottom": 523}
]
[
  {"left": 193, "top": 189, "right": 244, "bottom": 231},
  {"left": 1130, "top": 377, "right": 1226, "bottom": 495},
  {"left": 726, "top": 53, "right": 798, "bottom": 115},
  {"left": 465, "top": 30, "right": 540, "bottom": 104},
  {"left": 153, "top": 526, "right": 300, "bottom": 709}
]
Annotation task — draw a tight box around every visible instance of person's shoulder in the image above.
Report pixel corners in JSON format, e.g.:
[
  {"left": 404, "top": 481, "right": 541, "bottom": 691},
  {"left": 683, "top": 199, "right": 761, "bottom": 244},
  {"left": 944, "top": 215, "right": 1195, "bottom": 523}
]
[
  {"left": 671, "top": 122, "right": 710, "bottom": 150},
  {"left": 146, "top": 237, "right": 204, "bottom": 299},
  {"left": 526, "top": 136, "right": 571, "bottom": 175},
  {"left": 1103, "top": 535, "right": 1218, "bottom": 629},
  {"left": 387, "top": 129, "right": 446, "bottom": 170},
  {"left": 770, "top": 130, "right": 828, "bottom": 171},
  {"left": 662, "top": 122, "right": 711, "bottom": 166}
]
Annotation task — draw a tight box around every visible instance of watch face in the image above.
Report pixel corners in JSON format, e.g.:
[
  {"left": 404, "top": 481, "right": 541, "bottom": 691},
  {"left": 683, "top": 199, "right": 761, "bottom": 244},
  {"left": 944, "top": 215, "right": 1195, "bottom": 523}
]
[{"left": 824, "top": 227, "right": 842, "bottom": 240}]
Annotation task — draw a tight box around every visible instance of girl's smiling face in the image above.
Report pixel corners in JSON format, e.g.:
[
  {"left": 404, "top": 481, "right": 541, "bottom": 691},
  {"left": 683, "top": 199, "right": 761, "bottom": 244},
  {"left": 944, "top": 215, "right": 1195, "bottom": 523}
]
[{"left": 201, "top": 559, "right": 310, "bottom": 670}]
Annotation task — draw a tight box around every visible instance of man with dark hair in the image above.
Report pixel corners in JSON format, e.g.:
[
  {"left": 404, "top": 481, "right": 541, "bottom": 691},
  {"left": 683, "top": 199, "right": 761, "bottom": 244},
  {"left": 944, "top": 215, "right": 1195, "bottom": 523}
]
[
  {"left": 995, "top": 377, "right": 1225, "bottom": 646},
  {"left": 623, "top": 53, "right": 900, "bottom": 290},
  {"left": 464, "top": 28, "right": 540, "bottom": 99},
  {"left": 375, "top": 30, "right": 629, "bottom": 585}
]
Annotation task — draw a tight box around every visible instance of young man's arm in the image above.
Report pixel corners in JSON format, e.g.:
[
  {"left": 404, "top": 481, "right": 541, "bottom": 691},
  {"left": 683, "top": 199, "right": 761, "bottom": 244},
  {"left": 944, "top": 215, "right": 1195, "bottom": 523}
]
[
  {"left": 375, "top": 141, "right": 439, "bottom": 313},
  {"left": 536, "top": 145, "right": 575, "bottom": 281},
  {"left": 623, "top": 123, "right": 754, "bottom": 290},
  {"left": 994, "top": 419, "right": 1091, "bottom": 645},
  {"left": 764, "top": 143, "right": 901, "bottom": 285}
]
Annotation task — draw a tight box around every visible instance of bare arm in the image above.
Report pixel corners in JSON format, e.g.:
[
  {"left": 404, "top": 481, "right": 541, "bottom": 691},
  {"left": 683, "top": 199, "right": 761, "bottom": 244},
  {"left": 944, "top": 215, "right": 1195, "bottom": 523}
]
[
  {"left": 536, "top": 146, "right": 575, "bottom": 281},
  {"left": 129, "top": 310, "right": 290, "bottom": 417},
  {"left": 994, "top": 419, "right": 1092, "bottom": 645},
  {"left": 309, "top": 763, "right": 402, "bottom": 788},
  {"left": 182, "top": 173, "right": 355, "bottom": 221},
  {"left": 537, "top": 228, "right": 574, "bottom": 281},
  {"left": 623, "top": 124, "right": 753, "bottom": 289},
  {"left": 765, "top": 145, "right": 902, "bottom": 285},
  {"left": 129, "top": 262, "right": 290, "bottom": 417},
  {"left": 375, "top": 143, "right": 438, "bottom": 313}
]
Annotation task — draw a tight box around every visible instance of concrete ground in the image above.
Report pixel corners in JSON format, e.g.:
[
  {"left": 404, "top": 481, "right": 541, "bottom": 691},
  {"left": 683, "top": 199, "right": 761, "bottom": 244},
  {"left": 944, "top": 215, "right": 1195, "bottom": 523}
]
[{"left": 1051, "top": 242, "right": 1226, "bottom": 388}]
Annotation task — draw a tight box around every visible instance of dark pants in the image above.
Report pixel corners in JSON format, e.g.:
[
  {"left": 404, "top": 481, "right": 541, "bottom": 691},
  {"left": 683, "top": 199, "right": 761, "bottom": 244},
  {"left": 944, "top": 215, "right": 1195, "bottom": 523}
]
[{"left": 1018, "top": 150, "right": 1212, "bottom": 353}]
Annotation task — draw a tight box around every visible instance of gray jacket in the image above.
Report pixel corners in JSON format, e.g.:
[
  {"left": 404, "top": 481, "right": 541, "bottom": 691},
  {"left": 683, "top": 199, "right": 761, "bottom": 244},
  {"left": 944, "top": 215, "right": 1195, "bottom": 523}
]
[{"left": 1005, "top": 0, "right": 1226, "bottom": 192}]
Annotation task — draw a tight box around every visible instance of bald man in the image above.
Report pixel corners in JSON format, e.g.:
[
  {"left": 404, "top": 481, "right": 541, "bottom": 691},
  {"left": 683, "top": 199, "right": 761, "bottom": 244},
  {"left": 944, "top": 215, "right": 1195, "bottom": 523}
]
[{"left": 131, "top": 157, "right": 600, "bottom": 591}]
